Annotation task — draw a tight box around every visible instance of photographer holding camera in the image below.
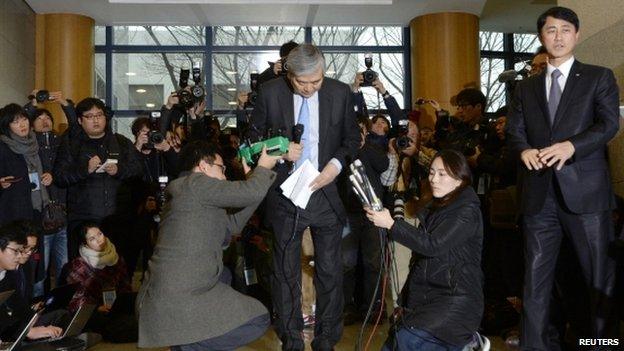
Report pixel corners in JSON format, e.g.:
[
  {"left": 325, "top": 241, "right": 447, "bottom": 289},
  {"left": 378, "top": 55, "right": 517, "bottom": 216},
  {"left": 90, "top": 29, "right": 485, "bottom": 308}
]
[
  {"left": 351, "top": 63, "right": 405, "bottom": 132},
  {"left": 22, "top": 90, "right": 77, "bottom": 293},
  {"left": 127, "top": 116, "right": 180, "bottom": 277},
  {"left": 257, "top": 41, "right": 299, "bottom": 86}
]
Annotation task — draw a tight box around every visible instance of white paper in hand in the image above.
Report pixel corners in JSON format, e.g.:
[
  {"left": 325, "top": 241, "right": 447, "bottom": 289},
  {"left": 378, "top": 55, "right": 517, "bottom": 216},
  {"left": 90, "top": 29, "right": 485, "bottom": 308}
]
[
  {"left": 95, "top": 159, "right": 118, "bottom": 173},
  {"left": 280, "top": 160, "right": 320, "bottom": 209}
]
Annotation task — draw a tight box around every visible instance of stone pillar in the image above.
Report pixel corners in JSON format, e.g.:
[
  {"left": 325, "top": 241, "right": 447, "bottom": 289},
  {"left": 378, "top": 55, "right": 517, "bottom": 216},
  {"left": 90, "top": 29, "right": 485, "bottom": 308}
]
[
  {"left": 410, "top": 12, "right": 480, "bottom": 128},
  {"left": 36, "top": 13, "right": 94, "bottom": 131}
]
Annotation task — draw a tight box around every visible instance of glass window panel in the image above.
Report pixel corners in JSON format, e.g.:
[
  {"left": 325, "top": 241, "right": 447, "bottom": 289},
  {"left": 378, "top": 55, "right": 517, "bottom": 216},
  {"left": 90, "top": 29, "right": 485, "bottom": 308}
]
[
  {"left": 112, "top": 53, "right": 204, "bottom": 110},
  {"left": 110, "top": 117, "right": 136, "bottom": 140},
  {"left": 94, "top": 53, "right": 106, "bottom": 102},
  {"left": 313, "top": 26, "right": 402, "bottom": 46},
  {"left": 95, "top": 26, "right": 106, "bottom": 45},
  {"left": 212, "top": 51, "right": 279, "bottom": 110},
  {"left": 113, "top": 26, "right": 205, "bottom": 45},
  {"left": 480, "top": 57, "right": 506, "bottom": 112},
  {"left": 325, "top": 52, "right": 404, "bottom": 109},
  {"left": 479, "top": 31, "right": 504, "bottom": 51},
  {"left": 213, "top": 26, "right": 304, "bottom": 46},
  {"left": 514, "top": 33, "right": 540, "bottom": 53}
]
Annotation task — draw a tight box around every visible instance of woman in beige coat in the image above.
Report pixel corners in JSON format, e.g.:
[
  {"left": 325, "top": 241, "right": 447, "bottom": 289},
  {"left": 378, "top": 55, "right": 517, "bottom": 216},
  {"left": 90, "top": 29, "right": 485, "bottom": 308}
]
[{"left": 137, "top": 141, "right": 280, "bottom": 350}]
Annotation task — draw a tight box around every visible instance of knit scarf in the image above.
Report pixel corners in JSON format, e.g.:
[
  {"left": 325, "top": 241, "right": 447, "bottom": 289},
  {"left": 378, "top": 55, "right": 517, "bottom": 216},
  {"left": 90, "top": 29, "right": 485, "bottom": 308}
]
[
  {"left": 0, "top": 131, "right": 49, "bottom": 210},
  {"left": 79, "top": 238, "right": 119, "bottom": 269}
]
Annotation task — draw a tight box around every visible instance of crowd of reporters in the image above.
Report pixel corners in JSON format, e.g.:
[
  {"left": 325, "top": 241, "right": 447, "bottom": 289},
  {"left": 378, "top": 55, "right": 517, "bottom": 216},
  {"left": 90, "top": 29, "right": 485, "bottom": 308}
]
[{"left": 0, "top": 33, "right": 613, "bottom": 350}]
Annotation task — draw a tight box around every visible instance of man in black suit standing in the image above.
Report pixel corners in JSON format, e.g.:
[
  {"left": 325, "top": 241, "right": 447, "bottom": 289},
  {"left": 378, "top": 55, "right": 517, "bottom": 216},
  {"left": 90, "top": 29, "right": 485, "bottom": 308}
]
[
  {"left": 506, "top": 6, "right": 620, "bottom": 351},
  {"left": 251, "top": 44, "right": 360, "bottom": 351}
]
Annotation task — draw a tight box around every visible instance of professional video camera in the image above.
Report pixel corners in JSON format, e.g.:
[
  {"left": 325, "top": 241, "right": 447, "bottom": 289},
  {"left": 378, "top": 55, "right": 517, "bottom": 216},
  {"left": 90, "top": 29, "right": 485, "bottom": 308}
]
[
  {"left": 176, "top": 61, "right": 205, "bottom": 110},
  {"left": 244, "top": 73, "right": 260, "bottom": 109},
  {"left": 143, "top": 111, "right": 165, "bottom": 150},
  {"left": 360, "top": 53, "right": 378, "bottom": 87}
]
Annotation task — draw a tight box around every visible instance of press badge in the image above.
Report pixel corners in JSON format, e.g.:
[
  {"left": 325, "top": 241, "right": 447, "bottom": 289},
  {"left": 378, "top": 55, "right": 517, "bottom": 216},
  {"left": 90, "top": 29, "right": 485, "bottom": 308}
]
[{"left": 28, "top": 172, "right": 40, "bottom": 191}]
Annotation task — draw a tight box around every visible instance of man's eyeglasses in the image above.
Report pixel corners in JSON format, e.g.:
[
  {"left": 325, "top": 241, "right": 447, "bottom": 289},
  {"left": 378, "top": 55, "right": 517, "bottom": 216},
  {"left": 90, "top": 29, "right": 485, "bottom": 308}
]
[
  {"left": 211, "top": 163, "right": 227, "bottom": 174},
  {"left": 4, "top": 246, "right": 25, "bottom": 256},
  {"left": 82, "top": 112, "right": 105, "bottom": 120}
]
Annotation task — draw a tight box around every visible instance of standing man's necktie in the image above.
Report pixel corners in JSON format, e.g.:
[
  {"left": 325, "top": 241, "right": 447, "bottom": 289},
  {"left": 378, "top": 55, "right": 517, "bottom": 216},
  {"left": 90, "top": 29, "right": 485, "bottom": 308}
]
[
  {"left": 548, "top": 69, "right": 563, "bottom": 125},
  {"left": 295, "top": 97, "right": 310, "bottom": 169}
]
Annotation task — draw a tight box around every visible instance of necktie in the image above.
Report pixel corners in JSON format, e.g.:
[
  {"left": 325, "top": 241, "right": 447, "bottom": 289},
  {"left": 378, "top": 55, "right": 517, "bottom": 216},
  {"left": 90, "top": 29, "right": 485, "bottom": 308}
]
[
  {"left": 548, "top": 69, "right": 563, "bottom": 125},
  {"left": 295, "top": 98, "right": 310, "bottom": 169}
]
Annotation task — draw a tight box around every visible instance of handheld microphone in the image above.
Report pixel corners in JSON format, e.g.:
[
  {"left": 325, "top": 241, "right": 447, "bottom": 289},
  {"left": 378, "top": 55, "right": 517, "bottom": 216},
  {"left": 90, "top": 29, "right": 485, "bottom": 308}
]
[{"left": 292, "top": 124, "right": 304, "bottom": 143}]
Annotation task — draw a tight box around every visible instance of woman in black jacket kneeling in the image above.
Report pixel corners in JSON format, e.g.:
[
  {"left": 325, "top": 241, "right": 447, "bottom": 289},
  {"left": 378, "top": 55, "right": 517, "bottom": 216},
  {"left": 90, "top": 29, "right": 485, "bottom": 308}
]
[{"left": 366, "top": 149, "right": 484, "bottom": 351}]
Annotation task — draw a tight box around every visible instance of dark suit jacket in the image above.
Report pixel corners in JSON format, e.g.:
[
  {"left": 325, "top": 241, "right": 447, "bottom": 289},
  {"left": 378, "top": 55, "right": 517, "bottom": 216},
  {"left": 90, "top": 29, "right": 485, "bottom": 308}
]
[
  {"left": 250, "top": 76, "right": 360, "bottom": 223},
  {"left": 506, "top": 60, "right": 620, "bottom": 215}
]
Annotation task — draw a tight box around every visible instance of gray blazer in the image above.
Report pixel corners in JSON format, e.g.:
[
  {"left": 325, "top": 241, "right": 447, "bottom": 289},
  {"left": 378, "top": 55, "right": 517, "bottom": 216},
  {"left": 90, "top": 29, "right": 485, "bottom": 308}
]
[{"left": 136, "top": 167, "right": 276, "bottom": 348}]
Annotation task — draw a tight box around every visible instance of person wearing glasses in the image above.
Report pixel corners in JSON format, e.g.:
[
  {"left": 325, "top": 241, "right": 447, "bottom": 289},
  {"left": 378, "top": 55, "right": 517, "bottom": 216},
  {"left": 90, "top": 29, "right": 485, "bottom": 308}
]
[
  {"left": 53, "top": 98, "right": 142, "bottom": 260},
  {"left": 0, "top": 221, "right": 63, "bottom": 341},
  {"left": 137, "top": 140, "right": 280, "bottom": 351}
]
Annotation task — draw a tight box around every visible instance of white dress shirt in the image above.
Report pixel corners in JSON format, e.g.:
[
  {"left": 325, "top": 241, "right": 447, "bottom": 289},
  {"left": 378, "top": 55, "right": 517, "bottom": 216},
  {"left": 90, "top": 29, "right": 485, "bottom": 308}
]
[
  {"left": 293, "top": 92, "right": 342, "bottom": 172},
  {"left": 545, "top": 56, "right": 575, "bottom": 102}
]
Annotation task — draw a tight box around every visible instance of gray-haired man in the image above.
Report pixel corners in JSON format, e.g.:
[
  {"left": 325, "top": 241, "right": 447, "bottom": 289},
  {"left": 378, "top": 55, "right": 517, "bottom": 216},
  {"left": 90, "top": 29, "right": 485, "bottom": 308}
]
[{"left": 251, "top": 44, "right": 360, "bottom": 351}]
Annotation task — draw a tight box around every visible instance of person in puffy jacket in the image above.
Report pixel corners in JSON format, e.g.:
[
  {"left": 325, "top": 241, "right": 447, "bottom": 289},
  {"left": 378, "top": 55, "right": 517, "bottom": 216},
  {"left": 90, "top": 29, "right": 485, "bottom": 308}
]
[{"left": 366, "top": 149, "right": 484, "bottom": 351}]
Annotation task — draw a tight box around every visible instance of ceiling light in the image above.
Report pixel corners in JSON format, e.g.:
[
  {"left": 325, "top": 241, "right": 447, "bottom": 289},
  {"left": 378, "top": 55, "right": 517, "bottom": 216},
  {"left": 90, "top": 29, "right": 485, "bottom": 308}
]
[
  {"left": 326, "top": 70, "right": 336, "bottom": 75},
  {"left": 228, "top": 101, "right": 238, "bottom": 105},
  {"left": 125, "top": 72, "right": 136, "bottom": 76},
  {"left": 136, "top": 89, "right": 147, "bottom": 93},
  {"left": 146, "top": 103, "right": 156, "bottom": 108},
  {"left": 226, "top": 71, "right": 237, "bottom": 75},
  {"left": 227, "top": 88, "right": 237, "bottom": 91}
]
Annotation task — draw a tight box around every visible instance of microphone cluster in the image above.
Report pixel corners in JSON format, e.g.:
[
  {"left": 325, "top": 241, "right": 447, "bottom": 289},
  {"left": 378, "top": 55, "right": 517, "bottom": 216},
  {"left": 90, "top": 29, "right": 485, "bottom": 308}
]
[{"left": 349, "top": 159, "right": 383, "bottom": 211}]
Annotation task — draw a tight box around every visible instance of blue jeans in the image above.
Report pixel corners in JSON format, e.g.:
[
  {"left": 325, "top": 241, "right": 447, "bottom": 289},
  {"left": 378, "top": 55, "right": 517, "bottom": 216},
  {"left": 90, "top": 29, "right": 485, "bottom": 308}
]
[
  {"left": 382, "top": 327, "right": 465, "bottom": 351},
  {"left": 170, "top": 313, "right": 270, "bottom": 351},
  {"left": 43, "top": 227, "right": 69, "bottom": 285}
]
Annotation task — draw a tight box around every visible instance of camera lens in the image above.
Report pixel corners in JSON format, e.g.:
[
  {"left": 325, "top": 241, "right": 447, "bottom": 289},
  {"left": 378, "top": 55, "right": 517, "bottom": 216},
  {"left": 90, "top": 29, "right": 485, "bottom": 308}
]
[
  {"left": 191, "top": 85, "right": 205, "bottom": 99},
  {"left": 36, "top": 90, "right": 50, "bottom": 103},
  {"left": 149, "top": 130, "right": 165, "bottom": 144},
  {"left": 395, "top": 136, "right": 411, "bottom": 150}
]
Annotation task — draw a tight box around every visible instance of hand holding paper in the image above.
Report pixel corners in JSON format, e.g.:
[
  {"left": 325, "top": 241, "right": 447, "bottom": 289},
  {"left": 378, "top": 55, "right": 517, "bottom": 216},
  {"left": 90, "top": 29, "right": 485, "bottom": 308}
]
[
  {"left": 310, "top": 162, "right": 340, "bottom": 191},
  {"left": 280, "top": 160, "right": 320, "bottom": 209}
]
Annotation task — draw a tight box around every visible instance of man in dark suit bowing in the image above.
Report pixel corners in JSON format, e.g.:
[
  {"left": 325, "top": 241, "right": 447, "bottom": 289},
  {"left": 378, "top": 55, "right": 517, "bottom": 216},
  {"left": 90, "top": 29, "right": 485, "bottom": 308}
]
[
  {"left": 506, "top": 6, "right": 620, "bottom": 351},
  {"left": 251, "top": 43, "right": 360, "bottom": 351}
]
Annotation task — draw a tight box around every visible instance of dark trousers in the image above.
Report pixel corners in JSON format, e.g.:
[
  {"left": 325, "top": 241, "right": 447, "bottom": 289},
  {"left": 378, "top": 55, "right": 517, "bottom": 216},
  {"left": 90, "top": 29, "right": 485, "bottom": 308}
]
[
  {"left": 520, "top": 185, "right": 616, "bottom": 351},
  {"left": 342, "top": 211, "right": 383, "bottom": 312},
  {"left": 170, "top": 314, "right": 270, "bottom": 351},
  {"left": 271, "top": 191, "right": 344, "bottom": 351}
]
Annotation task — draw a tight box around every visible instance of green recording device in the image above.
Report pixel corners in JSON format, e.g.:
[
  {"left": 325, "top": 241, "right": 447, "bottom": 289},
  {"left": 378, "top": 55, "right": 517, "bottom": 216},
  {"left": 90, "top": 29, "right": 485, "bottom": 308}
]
[{"left": 238, "top": 136, "right": 290, "bottom": 165}]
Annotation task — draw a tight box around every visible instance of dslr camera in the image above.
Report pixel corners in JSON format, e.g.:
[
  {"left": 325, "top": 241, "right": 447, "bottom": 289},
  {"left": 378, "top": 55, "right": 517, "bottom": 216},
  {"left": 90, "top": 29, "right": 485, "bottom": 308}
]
[
  {"left": 144, "top": 111, "right": 165, "bottom": 149},
  {"left": 244, "top": 73, "right": 260, "bottom": 109},
  {"left": 176, "top": 61, "right": 205, "bottom": 110},
  {"left": 393, "top": 119, "right": 412, "bottom": 151},
  {"left": 28, "top": 90, "right": 53, "bottom": 103},
  {"left": 360, "top": 53, "right": 378, "bottom": 87}
]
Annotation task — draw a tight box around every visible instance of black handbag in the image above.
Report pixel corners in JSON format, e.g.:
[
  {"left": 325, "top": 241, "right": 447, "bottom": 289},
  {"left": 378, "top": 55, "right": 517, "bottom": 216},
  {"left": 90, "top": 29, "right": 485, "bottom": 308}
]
[{"left": 42, "top": 200, "right": 67, "bottom": 233}]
